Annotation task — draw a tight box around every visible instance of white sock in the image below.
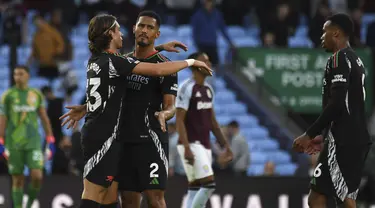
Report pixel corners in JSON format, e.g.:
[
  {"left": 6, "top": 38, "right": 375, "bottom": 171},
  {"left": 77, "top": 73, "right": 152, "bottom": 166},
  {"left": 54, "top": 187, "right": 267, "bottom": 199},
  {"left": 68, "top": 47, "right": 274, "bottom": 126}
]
[
  {"left": 191, "top": 184, "right": 216, "bottom": 208},
  {"left": 186, "top": 188, "right": 198, "bottom": 208}
]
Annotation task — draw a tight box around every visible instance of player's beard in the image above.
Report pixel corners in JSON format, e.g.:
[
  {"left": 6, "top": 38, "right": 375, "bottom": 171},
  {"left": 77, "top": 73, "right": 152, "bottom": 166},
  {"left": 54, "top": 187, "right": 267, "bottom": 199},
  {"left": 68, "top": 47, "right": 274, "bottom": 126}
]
[{"left": 137, "top": 41, "right": 150, "bottom": 47}]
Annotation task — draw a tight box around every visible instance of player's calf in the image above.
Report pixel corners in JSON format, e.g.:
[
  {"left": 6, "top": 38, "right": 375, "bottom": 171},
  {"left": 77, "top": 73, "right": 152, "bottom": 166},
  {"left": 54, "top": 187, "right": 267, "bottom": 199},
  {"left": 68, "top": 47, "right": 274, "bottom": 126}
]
[
  {"left": 120, "top": 191, "right": 142, "bottom": 208},
  {"left": 308, "top": 189, "right": 326, "bottom": 208},
  {"left": 144, "top": 190, "right": 166, "bottom": 208},
  {"left": 26, "top": 169, "right": 43, "bottom": 208}
]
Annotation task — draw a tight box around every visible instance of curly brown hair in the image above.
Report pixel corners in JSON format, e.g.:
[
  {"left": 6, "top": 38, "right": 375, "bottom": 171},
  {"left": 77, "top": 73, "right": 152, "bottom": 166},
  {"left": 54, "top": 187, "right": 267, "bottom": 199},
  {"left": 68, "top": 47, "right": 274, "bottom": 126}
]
[{"left": 88, "top": 14, "right": 117, "bottom": 54}]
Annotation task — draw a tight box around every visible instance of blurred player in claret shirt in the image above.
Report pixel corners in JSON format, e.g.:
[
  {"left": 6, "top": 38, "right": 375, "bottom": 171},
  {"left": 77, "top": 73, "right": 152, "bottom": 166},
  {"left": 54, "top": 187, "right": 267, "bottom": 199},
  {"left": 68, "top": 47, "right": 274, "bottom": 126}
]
[
  {"left": 175, "top": 52, "right": 233, "bottom": 208},
  {"left": 0, "top": 66, "right": 55, "bottom": 208},
  {"left": 293, "top": 13, "right": 372, "bottom": 208}
]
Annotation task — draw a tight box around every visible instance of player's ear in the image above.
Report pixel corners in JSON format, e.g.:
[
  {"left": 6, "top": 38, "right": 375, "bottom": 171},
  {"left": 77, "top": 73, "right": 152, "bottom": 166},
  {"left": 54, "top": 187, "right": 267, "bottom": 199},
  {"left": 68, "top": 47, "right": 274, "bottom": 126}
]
[{"left": 155, "top": 30, "right": 160, "bottom": 39}]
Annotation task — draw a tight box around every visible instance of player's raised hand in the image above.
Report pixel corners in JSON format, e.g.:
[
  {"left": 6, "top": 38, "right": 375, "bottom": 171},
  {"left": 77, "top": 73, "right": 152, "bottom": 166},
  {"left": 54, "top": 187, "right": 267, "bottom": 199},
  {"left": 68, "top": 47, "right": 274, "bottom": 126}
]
[
  {"left": 192, "top": 60, "right": 213, "bottom": 76},
  {"left": 217, "top": 147, "right": 233, "bottom": 168},
  {"left": 155, "top": 111, "right": 167, "bottom": 132},
  {"left": 305, "top": 135, "right": 323, "bottom": 155},
  {"left": 184, "top": 146, "right": 195, "bottom": 166},
  {"left": 160, "top": 41, "right": 188, "bottom": 53},
  {"left": 292, "top": 133, "right": 311, "bottom": 153},
  {"left": 59, "top": 105, "right": 87, "bottom": 129}
]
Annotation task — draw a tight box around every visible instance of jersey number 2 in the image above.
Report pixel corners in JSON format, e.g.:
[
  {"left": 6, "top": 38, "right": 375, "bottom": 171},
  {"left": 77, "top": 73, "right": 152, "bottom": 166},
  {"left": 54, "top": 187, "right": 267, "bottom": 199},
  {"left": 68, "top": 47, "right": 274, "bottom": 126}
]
[
  {"left": 150, "top": 163, "right": 159, "bottom": 178},
  {"left": 87, "top": 78, "right": 102, "bottom": 112}
]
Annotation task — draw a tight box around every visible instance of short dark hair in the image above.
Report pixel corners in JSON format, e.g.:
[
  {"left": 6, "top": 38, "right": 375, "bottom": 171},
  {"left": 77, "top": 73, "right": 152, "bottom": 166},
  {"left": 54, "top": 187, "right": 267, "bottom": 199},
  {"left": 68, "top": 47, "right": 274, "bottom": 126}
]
[
  {"left": 228, "top": 120, "right": 239, "bottom": 128},
  {"left": 14, "top": 65, "right": 29, "bottom": 74},
  {"left": 88, "top": 14, "right": 117, "bottom": 54},
  {"left": 137, "top": 11, "right": 162, "bottom": 27},
  {"left": 327, "top": 13, "right": 354, "bottom": 37}
]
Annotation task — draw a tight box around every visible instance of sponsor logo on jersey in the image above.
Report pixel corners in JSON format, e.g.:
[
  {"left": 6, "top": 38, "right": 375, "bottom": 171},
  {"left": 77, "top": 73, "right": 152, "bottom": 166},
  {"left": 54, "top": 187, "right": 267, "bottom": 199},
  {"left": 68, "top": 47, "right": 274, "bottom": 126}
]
[
  {"left": 197, "top": 101, "right": 212, "bottom": 110},
  {"left": 13, "top": 105, "right": 37, "bottom": 112},
  {"left": 127, "top": 74, "right": 149, "bottom": 84},
  {"left": 332, "top": 74, "right": 347, "bottom": 83}
]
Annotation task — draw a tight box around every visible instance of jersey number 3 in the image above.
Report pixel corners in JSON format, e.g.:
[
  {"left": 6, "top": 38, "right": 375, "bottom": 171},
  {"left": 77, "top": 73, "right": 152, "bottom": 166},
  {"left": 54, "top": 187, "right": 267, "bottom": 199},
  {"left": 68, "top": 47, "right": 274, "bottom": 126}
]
[{"left": 87, "top": 78, "right": 102, "bottom": 112}]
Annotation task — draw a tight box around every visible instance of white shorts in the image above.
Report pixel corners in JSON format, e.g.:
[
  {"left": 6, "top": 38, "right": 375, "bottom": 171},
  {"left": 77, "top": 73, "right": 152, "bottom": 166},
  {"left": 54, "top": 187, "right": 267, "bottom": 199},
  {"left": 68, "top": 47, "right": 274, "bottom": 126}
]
[{"left": 177, "top": 142, "right": 214, "bottom": 182}]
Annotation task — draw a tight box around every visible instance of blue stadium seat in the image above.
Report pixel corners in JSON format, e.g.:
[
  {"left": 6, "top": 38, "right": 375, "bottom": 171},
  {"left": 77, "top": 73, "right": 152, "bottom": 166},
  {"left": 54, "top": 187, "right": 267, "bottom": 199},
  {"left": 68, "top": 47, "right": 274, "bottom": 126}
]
[
  {"left": 276, "top": 163, "right": 297, "bottom": 176},
  {"left": 215, "top": 90, "right": 236, "bottom": 104},
  {"left": 288, "top": 37, "right": 313, "bottom": 48},
  {"left": 247, "top": 26, "right": 260, "bottom": 37},
  {"left": 233, "top": 37, "right": 261, "bottom": 47},
  {"left": 177, "top": 25, "right": 192, "bottom": 37},
  {"left": 215, "top": 78, "right": 226, "bottom": 90},
  {"left": 250, "top": 151, "right": 268, "bottom": 164},
  {"left": 0, "top": 45, "right": 9, "bottom": 57},
  {"left": 247, "top": 164, "right": 265, "bottom": 176},
  {"left": 235, "top": 114, "right": 258, "bottom": 127},
  {"left": 216, "top": 115, "right": 232, "bottom": 126},
  {"left": 227, "top": 26, "right": 247, "bottom": 38},
  {"left": 219, "top": 102, "right": 247, "bottom": 115},
  {"left": 242, "top": 127, "right": 269, "bottom": 140},
  {"left": 249, "top": 139, "right": 279, "bottom": 151},
  {"left": 159, "top": 25, "right": 176, "bottom": 37},
  {"left": 29, "top": 77, "right": 50, "bottom": 89},
  {"left": 218, "top": 35, "right": 229, "bottom": 48},
  {"left": 295, "top": 25, "right": 308, "bottom": 37},
  {"left": 362, "top": 13, "right": 375, "bottom": 26},
  {"left": 266, "top": 150, "right": 291, "bottom": 164}
]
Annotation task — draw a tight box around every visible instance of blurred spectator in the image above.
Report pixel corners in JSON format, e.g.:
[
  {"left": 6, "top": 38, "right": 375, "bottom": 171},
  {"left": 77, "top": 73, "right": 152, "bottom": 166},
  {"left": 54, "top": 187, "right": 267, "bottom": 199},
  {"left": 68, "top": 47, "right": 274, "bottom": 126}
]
[
  {"left": 329, "top": 0, "right": 348, "bottom": 13},
  {"left": 309, "top": 2, "right": 331, "bottom": 48},
  {"left": 263, "top": 161, "right": 276, "bottom": 176},
  {"left": 220, "top": 0, "right": 251, "bottom": 25},
  {"left": 0, "top": 1, "right": 27, "bottom": 46},
  {"left": 81, "top": 0, "right": 108, "bottom": 20},
  {"left": 262, "top": 32, "right": 276, "bottom": 48},
  {"left": 168, "top": 123, "right": 185, "bottom": 176},
  {"left": 226, "top": 120, "right": 250, "bottom": 176},
  {"left": 263, "top": 3, "right": 298, "bottom": 47},
  {"left": 41, "top": 86, "right": 71, "bottom": 174},
  {"left": 50, "top": 9, "right": 73, "bottom": 63},
  {"left": 350, "top": 8, "right": 363, "bottom": 48},
  {"left": 165, "top": 0, "right": 197, "bottom": 24},
  {"left": 191, "top": 0, "right": 235, "bottom": 66},
  {"left": 27, "top": 15, "right": 65, "bottom": 82},
  {"left": 361, "top": 0, "right": 375, "bottom": 13}
]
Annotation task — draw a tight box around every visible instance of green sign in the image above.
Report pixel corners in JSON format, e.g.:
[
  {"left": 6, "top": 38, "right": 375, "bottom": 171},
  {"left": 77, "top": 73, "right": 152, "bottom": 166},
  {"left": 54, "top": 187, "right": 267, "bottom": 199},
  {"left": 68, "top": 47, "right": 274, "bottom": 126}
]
[{"left": 237, "top": 48, "right": 373, "bottom": 113}]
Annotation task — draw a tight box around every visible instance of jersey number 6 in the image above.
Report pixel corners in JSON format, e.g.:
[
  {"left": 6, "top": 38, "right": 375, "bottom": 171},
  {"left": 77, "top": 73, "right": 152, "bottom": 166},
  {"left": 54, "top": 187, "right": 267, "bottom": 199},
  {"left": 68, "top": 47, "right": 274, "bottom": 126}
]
[{"left": 87, "top": 78, "right": 102, "bottom": 112}]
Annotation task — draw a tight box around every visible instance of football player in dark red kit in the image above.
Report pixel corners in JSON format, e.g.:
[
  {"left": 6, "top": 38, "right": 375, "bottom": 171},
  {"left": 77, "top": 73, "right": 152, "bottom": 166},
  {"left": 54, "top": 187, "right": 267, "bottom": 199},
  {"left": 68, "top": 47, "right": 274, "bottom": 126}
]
[{"left": 175, "top": 52, "right": 233, "bottom": 208}]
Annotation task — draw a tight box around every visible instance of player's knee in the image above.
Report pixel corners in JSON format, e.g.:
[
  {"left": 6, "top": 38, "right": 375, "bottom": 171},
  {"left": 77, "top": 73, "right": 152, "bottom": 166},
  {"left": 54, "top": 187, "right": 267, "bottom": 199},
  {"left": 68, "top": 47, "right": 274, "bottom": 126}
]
[
  {"left": 30, "top": 170, "right": 43, "bottom": 186},
  {"left": 308, "top": 190, "right": 326, "bottom": 208},
  {"left": 102, "top": 183, "right": 118, "bottom": 204},
  {"left": 11, "top": 175, "right": 25, "bottom": 188}
]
